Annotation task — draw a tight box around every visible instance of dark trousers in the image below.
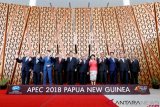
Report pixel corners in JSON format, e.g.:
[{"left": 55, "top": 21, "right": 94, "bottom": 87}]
[
  {"left": 75, "top": 69, "right": 79, "bottom": 83},
  {"left": 120, "top": 70, "right": 129, "bottom": 84},
  {"left": 55, "top": 71, "right": 63, "bottom": 85},
  {"left": 99, "top": 71, "right": 107, "bottom": 84},
  {"left": 67, "top": 71, "right": 74, "bottom": 85},
  {"left": 110, "top": 70, "right": 117, "bottom": 84},
  {"left": 21, "top": 70, "right": 30, "bottom": 85},
  {"left": 39, "top": 72, "right": 43, "bottom": 84},
  {"left": 131, "top": 72, "right": 138, "bottom": 84},
  {"left": 79, "top": 72, "right": 86, "bottom": 84},
  {"left": 63, "top": 69, "right": 67, "bottom": 84},
  {"left": 33, "top": 72, "right": 40, "bottom": 85}
]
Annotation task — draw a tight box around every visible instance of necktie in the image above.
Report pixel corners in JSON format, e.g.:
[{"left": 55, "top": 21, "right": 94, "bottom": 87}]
[
  {"left": 36, "top": 58, "right": 38, "bottom": 64},
  {"left": 122, "top": 58, "right": 124, "bottom": 63},
  {"left": 112, "top": 58, "right": 115, "bottom": 62}
]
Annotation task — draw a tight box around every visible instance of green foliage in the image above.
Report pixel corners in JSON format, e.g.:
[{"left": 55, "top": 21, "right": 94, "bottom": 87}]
[
  {"left": 0, "top": 78, "right": 9, "bottom": 86},
  {"left": 151, "top": 77, "right": 159, "bottom": 85}
]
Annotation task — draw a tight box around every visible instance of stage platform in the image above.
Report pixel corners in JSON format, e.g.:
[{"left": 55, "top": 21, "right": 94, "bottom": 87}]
[{"left": 0, "top": 87, "right": 159, "bottom": 107}]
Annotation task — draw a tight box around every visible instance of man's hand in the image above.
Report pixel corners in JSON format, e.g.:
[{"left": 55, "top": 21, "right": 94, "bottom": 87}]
[
  {"left": 15, "top": 55, "right": 19, "bottom": 59},
  {"left": 29, "top": 57, "right": 32, "bottom": 61},
  {"left": 79, "top": 59, "right": 82, "bottom": 63},
  {"left": 37, "top": 55, "right": 40, "bottom": 59},
  {"left": 128, "top": 71, "right": 130, "bottom": 73},
  {"left": 47, "top": 65, "right": 50, "bottom": 67}
]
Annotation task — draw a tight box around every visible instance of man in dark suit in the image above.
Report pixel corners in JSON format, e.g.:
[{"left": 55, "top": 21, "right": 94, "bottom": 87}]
[
  {"left": 118, "top": 53, "right": 130, "bottom": 84},
  {"left": 98, "top": 52, "right": 108, "bottom": 84},
  {"left": 130, "top": 55, "right": 140, "bottom": 84},
  {"left": 63, "top": 54, "right": 69, "bottom": 84},
  {"left": 108, "top": 52, "right": 118, "bottom": 84},
  {"left": 16, "top": 51, "right": 32, "bottom": 85},
  {"left": 79, "top": 54, "right": 89, "bottom": 84},
  {"left": 54, "top": 54, "right": 64, "bottom": 85},
  {"left": 42, "top": 50, "right": 54, "bottom": 85},
  {"left": 40, "top": 54, "right": 45, "bottom": 84},
  {"left": 66, "top": 51, "right": 78, "bottom": 85},
  {"left": 31, "top": 53, "right": 42, "bottom": 85}
]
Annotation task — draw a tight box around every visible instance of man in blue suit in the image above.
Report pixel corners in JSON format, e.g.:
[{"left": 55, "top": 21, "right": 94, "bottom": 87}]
[
  {"left": 31, "top": 53, "right": 42, "bottom": 85},
  {"left": 66, "top": 51, "right": 78, "bottom": 85},
  {"left": 108, "top": 52, "right": 118, "bottom": 84},
  {"left": 42, "top": 50, "right": 54, "bottom": 85},
  {"left": 16, "top": 51, "right": 32, "bottom": 85},
  {"left": 79, "top": 54, "right": 89, "bottom": 84}
]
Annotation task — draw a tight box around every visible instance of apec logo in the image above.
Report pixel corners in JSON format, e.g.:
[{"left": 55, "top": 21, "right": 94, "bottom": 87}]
[
  {"left": 134, "top": 85, "right": 148, "bottom": 93},
  {"left": 12, "top": 86, "right": 21, "bottom": 91}
]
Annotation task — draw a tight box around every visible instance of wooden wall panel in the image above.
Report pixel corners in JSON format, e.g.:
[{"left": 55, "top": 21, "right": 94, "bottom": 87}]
[
  {"left": 154, "top": 2, "right": 160, "bottom": 80},
  {"left": 75, "top": 8, "right": 90, "bottom": 56},
  {"left": 102, "top": 7, "right": 124, "bottom": 57},
  {"left": 13, "top": 7, "right": 40, "bottom": 84},
  {"left": 57, "top": 8, "right": 72, "bottom": 54},
  {"left": 133, "top": 4, "right": 159, "bottom": 57},
  {"left": 0, "top": 3, "right": 8, "bottom": 57},
  {"left": 3, "top": 4, "right": 29, "bottom": 83},
  {"left": 0, "top": 2, "right": 159, "bottom": 85},
  {"left": 91, "top": 8, "right": 107, "bottom": 55},
  {"left": 40, "top": 7, "right": 56, "bottom": 55},
  {"left": 133, "top": 3, "right": 160, "bottom": 84},
  {"left": 0, "top": 3, "right": 8, "bottom": 76},
  {"left": 115, "top": 6, "right": 150, "bottom": 84}
]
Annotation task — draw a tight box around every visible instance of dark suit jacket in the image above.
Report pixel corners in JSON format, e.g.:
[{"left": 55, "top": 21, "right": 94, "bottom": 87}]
[
  {"left": 98, "top": 58, "right": 108, "bottom": 72},
  {"left": 79, "top": 59, "right": 89, "bottom": 73},
  {"left": 31, "top": 57, "right": 43, "bottom": 73},
  {"left": 54, "top": 57, "right": 65, "bottom": 72},
  {"left": 16, "top": 57, "right": 32, "bottom": 72},
  {"left": 66, "top": 57, "right": 78, "bottom": 72},
  {"left": 130, "top": 59, "right": 140, "bottom": 73},
  {"left": 108, "top": 57, "right": 118, "bottom": 72},
  {"left": 118, "top": 58, "right": 130, "bottom": 72}
]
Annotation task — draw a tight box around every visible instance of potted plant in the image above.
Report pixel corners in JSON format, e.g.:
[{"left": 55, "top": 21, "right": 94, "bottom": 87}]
[
  {"left": 151, "top": 77, "right": 159, "bottom": 89},
  {"left": 0, "top": 78, "right": 9, "bottom": 90}
]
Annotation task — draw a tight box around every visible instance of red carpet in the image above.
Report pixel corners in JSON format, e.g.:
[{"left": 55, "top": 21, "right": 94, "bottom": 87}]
[{"left": 0, "top": 90, "right": 118, "bottom": 107}]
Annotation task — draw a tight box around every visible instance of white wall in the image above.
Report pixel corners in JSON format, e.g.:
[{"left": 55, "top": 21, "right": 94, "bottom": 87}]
[
  {"left": 0, "top": 0, "right": 159, "bottom": 7},
  {"left": 0, "top": 0, "right": 29, "bottom": 6}
]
